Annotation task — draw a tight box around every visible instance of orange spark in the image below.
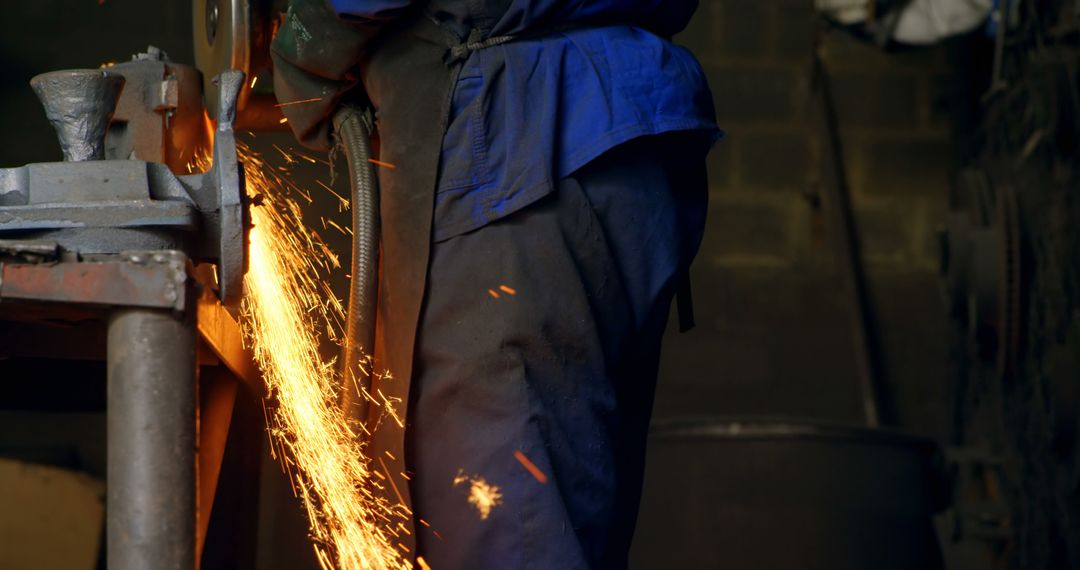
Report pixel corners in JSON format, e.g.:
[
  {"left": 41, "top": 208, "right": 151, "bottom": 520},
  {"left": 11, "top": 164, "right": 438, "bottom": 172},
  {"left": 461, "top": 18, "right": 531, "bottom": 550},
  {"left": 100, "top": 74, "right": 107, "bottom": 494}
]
[
  {"left": 498, "top": 285, "right": 517, "bottom": 296},
  {"left": 280, "top": 117, "right": 289, "bottom": 124},
  {"left": 229, "top": 142, "right": 409, "bottom": 569},
  {"left": 417, "top": 557, "right": 433, "bottom": 570},
  {"left": 274, "top": 96, "right": 325, "bottom": 107},
  {"left": 367, "top": 158, "right": 397, "bottom": 169},
  {"left": 316, "top": 180, "right": 350, "bottom": 211},
  {"left": 378, "top": 457, "right": 408, "bottom": 510},
  {"left": 325, "top": 219, "right": 353, "bottom": 237},
  {"left": 513, "top": 451, "right": 548, "bottom": 484},
  {"left": 271, "top": 143, "right": 298, "bottom": 164},
  {"left": 453, "top": 470, "right": 503, "bottom": 520},
  {"left": 488, "top": 289, "right": 500, "bottom": 299},
  {"left": 250, "top": 76, "right": 258, "bottom": 89}
]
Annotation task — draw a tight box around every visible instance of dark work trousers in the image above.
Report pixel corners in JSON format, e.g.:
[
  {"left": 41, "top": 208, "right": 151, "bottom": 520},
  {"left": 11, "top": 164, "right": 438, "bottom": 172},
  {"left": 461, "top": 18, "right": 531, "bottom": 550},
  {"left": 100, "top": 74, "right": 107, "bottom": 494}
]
[{"left": 405, "top": 134, "right": 709, "bottom": 569}]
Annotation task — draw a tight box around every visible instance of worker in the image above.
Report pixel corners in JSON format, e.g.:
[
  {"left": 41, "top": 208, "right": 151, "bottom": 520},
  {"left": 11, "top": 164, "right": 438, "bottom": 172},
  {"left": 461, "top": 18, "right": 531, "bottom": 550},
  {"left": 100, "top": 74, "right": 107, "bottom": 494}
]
[{"left": 271, "top": 0, "right": 720, "bottom": 567}]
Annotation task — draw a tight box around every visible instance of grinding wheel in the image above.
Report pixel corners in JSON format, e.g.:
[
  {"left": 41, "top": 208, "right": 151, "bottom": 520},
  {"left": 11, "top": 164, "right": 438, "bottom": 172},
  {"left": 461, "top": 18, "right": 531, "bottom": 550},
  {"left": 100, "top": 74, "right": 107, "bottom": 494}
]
[
  {"left": 196, "top": 0, "right": 289, "bottom": 120},
  {"left": 194, "top": 0, "right": 250, "bottom": 119}
]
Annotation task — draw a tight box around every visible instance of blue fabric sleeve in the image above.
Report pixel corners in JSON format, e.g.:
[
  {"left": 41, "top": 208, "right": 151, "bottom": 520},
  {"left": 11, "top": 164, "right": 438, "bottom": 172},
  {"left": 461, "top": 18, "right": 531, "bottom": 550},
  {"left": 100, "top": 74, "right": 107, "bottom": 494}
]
[{"left": 327, "top": 0, "right": 418, "bottom": 22}]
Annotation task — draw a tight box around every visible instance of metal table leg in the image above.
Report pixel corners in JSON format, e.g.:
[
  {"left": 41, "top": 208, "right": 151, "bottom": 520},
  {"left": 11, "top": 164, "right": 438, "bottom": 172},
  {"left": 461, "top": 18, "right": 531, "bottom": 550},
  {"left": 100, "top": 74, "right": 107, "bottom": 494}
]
[{"left": 107, "top": 308, "right": 196, "bottom": 570}]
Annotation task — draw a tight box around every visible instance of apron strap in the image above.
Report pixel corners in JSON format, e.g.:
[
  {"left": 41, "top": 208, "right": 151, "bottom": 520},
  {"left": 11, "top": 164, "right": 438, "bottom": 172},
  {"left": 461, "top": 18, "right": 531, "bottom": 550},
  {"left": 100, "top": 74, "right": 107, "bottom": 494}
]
[
  {"left": 446, "top": 28, "right": 517, "bottom": 64},
  {"left": 442, "top": 20, "right": 610, "bottom": 66}
]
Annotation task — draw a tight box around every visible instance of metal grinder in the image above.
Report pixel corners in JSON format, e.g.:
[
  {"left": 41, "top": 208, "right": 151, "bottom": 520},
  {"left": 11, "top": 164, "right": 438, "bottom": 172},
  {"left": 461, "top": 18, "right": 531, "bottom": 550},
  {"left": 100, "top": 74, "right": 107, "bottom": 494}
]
[
  {"left": 194, "top": 0, "right": 288, "bottom": 129},
  {"left": 193, "top": 0, "right": 384, "bottom": 430}
]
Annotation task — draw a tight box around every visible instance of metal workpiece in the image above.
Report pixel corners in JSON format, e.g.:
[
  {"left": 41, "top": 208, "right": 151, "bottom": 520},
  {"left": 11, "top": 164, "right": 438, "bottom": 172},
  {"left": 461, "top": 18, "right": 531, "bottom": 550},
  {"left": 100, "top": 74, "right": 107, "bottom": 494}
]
[
  {"left": 107, "top": 307, "right": 197, "bottom": 570},
  {"left": 0, "top": 68, "right": 248, "bottom": 305},
  {"left": 213, "top": 71, "right": 243, "bottom": 131},
  {"left": 30, "top": 69, "right": 125, "bottom": 162},
  {"left": 106, "top": 48, "right": 209, "bottom": 172},
  {"left": 208, "top": 70, "right": 248, "bottom": 305}
]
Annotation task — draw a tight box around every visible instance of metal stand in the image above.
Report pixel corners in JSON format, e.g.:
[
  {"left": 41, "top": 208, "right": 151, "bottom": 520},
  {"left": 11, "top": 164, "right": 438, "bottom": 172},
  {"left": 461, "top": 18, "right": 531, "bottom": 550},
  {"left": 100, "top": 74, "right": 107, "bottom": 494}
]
[
  {"left": 107, "top": 308, "right": 197, "bottom": 570},
  {"left": 0, "top": 251, "right": 259, "bottom": 569},
  {"left": 0, "top": 55, "right": 255, "bottom": 568}
]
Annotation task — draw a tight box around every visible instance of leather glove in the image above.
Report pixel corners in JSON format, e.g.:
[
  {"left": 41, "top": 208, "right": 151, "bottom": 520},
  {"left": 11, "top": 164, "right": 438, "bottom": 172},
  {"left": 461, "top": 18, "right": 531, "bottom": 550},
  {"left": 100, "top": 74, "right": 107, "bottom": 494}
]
[{"left": 270, "top": 0, "right": 370, "bottom": 150}]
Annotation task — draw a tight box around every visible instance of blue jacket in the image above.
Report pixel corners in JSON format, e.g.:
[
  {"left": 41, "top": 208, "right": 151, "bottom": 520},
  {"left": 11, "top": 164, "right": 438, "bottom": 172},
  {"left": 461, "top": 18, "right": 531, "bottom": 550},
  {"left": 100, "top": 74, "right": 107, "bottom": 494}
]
[{"left": 325, "top": 0, "right": 720, "bottom": 240}]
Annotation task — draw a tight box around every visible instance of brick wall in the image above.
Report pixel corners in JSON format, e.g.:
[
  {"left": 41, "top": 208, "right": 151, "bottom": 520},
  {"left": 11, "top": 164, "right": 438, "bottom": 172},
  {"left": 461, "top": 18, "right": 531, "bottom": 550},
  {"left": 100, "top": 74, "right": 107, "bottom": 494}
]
[{"left": 654, "top": 0, "right": 958, "bottom": 437}]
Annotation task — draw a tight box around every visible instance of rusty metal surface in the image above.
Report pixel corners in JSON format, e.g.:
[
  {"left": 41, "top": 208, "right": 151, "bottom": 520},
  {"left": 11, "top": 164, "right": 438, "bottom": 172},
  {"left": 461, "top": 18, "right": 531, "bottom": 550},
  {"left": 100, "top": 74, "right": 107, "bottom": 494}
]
[
  {"left": 107, "top": 48, "right": 210, "bottom": 173},
  {"left": 196, "top": 287, "right": 260, "bottom": 389},
  {"left": 0, "top": 239, "right": 60, "bottom": 260},
  {"left": 0, "top": 251, "right": 189, "bottom": 312},
  {"left": 196, "top": 368, "right": 240, "bottom": 564},
  {"left": 0, "top": 250, "right": 259, "bottom": 390}
]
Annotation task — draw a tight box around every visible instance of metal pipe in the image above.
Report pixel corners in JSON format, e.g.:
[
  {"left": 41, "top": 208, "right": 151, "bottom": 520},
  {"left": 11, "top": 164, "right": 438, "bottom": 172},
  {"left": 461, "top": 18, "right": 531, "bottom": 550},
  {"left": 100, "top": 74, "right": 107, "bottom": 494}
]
[
  {"left": 813, "top": 28, "right": 895, "bottom": 428},
  {"left": 107, "top": 308, "right": 196, "bottom": 570},
  {"left": 333, "top": 106, "right": 380, "bottom": 431}
]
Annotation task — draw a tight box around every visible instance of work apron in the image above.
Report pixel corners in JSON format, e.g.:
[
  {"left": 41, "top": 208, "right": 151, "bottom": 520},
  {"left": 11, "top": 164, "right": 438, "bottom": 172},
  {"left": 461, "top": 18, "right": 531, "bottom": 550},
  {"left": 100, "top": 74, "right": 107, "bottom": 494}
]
[
  {"left": 272, "top": 5, "right": 699, "bottom": 563},
  {"left": 359, "top": 13, "right": 466, "bottom": 557}
]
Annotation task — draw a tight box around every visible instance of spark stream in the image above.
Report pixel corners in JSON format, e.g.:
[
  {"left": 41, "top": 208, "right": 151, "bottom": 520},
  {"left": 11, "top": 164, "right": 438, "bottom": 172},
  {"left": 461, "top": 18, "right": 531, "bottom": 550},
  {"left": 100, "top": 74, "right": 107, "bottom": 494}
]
[{"left": 237, "top": 143, "right": 411, "bottom": 569}]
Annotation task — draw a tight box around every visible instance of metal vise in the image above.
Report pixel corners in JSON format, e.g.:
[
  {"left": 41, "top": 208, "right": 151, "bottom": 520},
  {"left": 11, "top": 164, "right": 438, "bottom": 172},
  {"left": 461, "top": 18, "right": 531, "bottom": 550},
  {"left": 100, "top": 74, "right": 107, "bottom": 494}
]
[
  {"left": 0, "top": 50, "right": 259, "bottom": 570},
  {"left": 0, "top": 53, "right": 247, "bottom": 306}
]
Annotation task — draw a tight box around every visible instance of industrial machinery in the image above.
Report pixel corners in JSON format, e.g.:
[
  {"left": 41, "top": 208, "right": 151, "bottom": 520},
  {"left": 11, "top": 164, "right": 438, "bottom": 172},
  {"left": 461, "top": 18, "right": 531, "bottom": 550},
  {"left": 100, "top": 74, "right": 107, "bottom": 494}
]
[
  {"left": 0, "top": 0, "right": 383, "bottom": 565},
  {"left": 193, "top": 0, "right": 284, "bottom": 124},
  {"left": 0, "top": 49, "right": 257, "bottom": 568},
  {"left": 193, "top": 0, "right": 383, "bottom": 426}
]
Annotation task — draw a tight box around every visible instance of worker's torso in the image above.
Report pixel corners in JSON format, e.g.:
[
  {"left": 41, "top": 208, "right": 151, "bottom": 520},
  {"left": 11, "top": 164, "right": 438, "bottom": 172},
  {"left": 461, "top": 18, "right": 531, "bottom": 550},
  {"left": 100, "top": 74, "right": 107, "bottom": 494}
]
[
  {"left": 333, "top": 0, "right": 699, "bottom": 37},
  {"left": 319, "top": 4, "right": 720, "bottom": 553},
  {"left": 337, "top": 0, "right": 720, "bottom": 241}
]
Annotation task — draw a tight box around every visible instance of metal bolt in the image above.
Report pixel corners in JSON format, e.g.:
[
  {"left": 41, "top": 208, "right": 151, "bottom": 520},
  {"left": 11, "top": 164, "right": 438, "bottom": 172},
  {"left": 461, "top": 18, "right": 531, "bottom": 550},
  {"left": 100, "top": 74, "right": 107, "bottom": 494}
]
[{"left": 206, "top": 0, "right": 220, "bottom": 46}]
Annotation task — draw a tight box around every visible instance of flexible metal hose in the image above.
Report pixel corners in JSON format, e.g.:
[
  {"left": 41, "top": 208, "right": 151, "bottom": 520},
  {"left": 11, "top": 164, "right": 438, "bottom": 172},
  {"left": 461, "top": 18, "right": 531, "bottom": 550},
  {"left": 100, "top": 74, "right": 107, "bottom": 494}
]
[{"left": 332, "top": 106, "right": 379, "bottom": 429}]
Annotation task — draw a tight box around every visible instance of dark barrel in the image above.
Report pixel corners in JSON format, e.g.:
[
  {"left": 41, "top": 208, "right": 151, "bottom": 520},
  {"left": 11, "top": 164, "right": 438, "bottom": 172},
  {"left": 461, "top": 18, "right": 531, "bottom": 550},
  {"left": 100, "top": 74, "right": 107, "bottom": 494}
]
[{"left": 631, "top": 418, "right": 947, "bottom": 570}]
